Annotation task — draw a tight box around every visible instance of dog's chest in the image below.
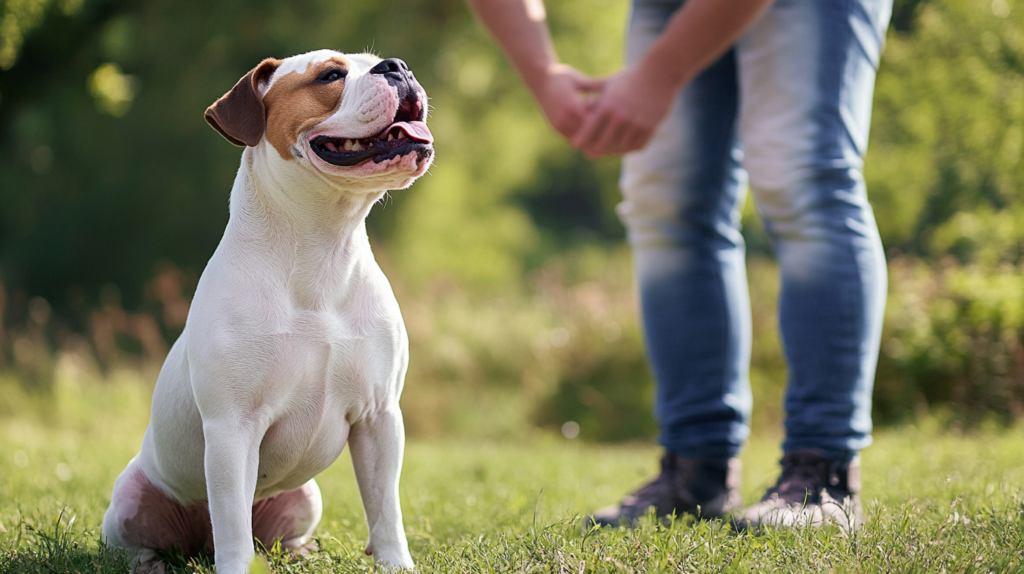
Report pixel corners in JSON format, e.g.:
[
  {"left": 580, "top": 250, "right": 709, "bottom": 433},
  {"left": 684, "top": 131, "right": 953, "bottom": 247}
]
[{"left": 250, "top": 306, "right": 405, "bottom": 494}]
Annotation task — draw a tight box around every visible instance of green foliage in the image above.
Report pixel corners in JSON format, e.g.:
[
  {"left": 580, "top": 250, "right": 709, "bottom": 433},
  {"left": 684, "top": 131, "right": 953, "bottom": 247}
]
[
  {"left": 867, "top": 0, "right": 1024, "bottom": 260},
  {"left": 391, "top": 247, "right": 654, "bottom": 440},
  {"left": 0, "top": 0, "right": 628, "bottom": 312},
  {"left": 0, "top": 0, "right": 85, "bottom": 70},
  {"left": 389, "top": 0, "right": 628, "bottom": 288},
  {"left": 521, "top": 250, "right": 654, "bottom": 442},
  {"left": 876, "top": 257, "right": 1024, "bottom": 424},
  {"left": 1, "top": 0, "right": 1023, "bottom": 434}
]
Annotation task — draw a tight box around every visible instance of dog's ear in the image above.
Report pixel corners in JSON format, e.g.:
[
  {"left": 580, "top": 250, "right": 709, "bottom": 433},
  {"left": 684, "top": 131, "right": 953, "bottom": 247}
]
[{"left": 205, "top": 58, "right": 282, "bottom": 147}]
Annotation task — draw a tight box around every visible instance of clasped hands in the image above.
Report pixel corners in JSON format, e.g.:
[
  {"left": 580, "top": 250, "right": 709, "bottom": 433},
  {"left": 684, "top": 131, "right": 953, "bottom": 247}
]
[{"left": 532, "top": 62, "right": 677, "bottom": 158}]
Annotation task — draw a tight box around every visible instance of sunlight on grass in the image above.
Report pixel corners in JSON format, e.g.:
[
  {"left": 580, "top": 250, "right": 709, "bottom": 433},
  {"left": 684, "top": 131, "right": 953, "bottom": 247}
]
[{"left": 3, "top": 375, "right": 1024, "bottom": 572}]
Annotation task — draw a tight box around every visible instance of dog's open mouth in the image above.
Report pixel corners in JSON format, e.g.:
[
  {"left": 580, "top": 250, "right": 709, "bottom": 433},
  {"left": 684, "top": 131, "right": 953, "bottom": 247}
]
[{"left": 310, "top": 96, "right": 433, "bottom": 167}]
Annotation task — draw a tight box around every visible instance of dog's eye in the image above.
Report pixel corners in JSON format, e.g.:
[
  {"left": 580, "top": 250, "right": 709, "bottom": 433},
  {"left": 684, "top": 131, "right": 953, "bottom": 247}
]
[{"left": 318, "top": 69, "right": 346, "bottom": 83}]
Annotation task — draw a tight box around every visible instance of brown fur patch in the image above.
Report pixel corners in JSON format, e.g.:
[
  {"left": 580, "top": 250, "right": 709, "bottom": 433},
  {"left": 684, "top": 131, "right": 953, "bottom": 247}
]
[
  {"left": 119, "top": 467, "right": 316, "bottom": 559},
  {"left": 206, "top": 58, "right": 282, "bottom": 147},
  {"left": 263, "top": 57, "right": 350, "bottom": 160}
]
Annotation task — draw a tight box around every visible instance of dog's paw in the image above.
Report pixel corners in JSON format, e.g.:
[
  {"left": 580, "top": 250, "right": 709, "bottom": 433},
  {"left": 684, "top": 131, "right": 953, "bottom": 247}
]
[
  {"left": 126, "top": 548, "right": 167, "bottom": 574},
  {"left": 369, "top": 545, "right": 414, "bottom": 570},
  {"left": 279, "top": 535, "right": 319, "bottom": 556}
]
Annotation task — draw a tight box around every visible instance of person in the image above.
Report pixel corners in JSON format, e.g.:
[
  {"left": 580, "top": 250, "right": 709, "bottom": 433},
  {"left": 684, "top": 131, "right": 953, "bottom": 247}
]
[{"left": 467, "top": 0, "right": 893, "bottom": 530}]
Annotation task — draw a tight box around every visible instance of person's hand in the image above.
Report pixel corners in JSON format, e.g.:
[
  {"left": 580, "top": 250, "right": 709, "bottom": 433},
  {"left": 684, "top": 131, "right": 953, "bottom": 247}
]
[
  {"left": 530, "top": 63, "right": 605, "bottom": 141},
  {"left": 571, "top": 63, "right": 677, "bottom": 158}
]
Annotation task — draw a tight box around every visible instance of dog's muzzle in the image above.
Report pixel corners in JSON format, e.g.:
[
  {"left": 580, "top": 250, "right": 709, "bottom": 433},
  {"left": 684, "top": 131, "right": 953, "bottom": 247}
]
[{"left": 311, "top": 58, "right": 433, "bottom": 167}]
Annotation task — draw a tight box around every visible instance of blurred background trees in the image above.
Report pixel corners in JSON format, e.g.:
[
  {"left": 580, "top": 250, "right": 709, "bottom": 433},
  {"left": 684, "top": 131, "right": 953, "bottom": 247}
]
[{"left": 0, "top": 0, "right": 1021, "bottom": 439}]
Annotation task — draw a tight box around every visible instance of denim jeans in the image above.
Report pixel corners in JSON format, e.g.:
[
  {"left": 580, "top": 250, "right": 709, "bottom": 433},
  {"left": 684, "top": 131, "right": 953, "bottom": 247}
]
[{"left": 619, "top": 0, "right": 892, "bottom": 462}]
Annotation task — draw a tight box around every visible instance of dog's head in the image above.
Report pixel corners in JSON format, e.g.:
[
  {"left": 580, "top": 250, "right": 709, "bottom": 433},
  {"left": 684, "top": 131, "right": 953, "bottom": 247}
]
[{"left": 205, "top": 50, "right": 433, "bottom": 192}]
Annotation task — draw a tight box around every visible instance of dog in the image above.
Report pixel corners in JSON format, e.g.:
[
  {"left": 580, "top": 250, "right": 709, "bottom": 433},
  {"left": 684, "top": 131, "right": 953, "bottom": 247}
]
[{"left": 101, "top": 50, "right": 433, "bottom": 573}]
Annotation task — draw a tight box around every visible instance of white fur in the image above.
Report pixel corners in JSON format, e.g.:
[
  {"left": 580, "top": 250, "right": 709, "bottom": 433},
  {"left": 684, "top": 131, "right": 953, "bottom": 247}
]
[{"left": 102, "top": 51, "right": 430, "bottom": 573}]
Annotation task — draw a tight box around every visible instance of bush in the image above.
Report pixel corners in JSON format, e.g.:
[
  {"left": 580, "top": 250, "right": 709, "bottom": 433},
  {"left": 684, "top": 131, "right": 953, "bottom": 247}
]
[
  {"left": 395, "top": 247, "right": 656, "bottom": 441},
  {"left": 876, "top": 257, "right": 1024, "bottom": 424}
]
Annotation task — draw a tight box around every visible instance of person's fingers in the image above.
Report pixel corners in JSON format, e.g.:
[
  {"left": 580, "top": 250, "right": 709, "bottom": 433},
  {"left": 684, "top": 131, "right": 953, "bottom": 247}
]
[
  {"left": 554, "top": 108, "right": 583, "bottom": 140},
  {"left": 573, "top": 75, "right": 607, "bottom": 93},
  {"left": 586, "top": 110, "right": 628, "bottom": 158},
  {"left": 580, "top": 90, "right": 602, "bottom": 110},
  {"left": 571, "top": 70, "right": 665, "bottom": 155},
  {"left": 561, "top": 93, "right": 592, "bottom": 138},
  {"left": 539, "top": 78, "right": 586, "bottom": 140},
  {"left": 571, "top": 103, "right": 610, "bottom": 151},
  {"left": 622, "top": 126, "right": 651, "bottom": 154},
  {"left": 552, "top": 116, "right": 577, "bottom": 140},
  {"left": 586, "top": 113, "right": 657, "bottom": 157}
]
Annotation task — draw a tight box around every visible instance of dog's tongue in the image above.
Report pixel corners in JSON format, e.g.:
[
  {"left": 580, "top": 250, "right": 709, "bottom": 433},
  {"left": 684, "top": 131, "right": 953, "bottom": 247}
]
[{"left": 391, "top": 121, "right": 433, "bottom": 144}]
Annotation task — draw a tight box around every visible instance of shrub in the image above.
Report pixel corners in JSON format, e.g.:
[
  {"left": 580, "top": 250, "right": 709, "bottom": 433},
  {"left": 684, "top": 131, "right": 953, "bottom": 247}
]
[{"left": 876, "top": 257, "right": 1024, "bottom": 424}]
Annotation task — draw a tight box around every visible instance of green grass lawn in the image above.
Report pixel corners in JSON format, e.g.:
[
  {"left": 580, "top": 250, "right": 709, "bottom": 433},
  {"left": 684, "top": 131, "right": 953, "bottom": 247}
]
[{"left": 3, "top": 373, "right": 1024, "bottom": 572}]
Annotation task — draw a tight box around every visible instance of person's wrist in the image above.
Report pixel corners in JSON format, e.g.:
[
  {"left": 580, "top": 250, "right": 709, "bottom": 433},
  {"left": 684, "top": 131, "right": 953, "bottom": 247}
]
[
  {"left": 637, "top": 50, "right": 691, "bottom": 94},
  {"left": 521, "top": 61, "right": 561, "bottom": 97}
]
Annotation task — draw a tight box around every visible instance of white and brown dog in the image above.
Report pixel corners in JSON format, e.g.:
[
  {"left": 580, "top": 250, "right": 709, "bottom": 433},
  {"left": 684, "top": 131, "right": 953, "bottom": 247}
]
[{"left": 101, "top": 50, "right": 433, "bottom": 573}]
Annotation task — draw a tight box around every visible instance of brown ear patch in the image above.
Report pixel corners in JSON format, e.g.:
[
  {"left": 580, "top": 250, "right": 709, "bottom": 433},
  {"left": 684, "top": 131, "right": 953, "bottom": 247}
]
[
  {"left": 205, "top": 58, "right": 282, "bottom": 147},
  {"left": 262, "top": 57, "right": 349, "bottom": 160}
]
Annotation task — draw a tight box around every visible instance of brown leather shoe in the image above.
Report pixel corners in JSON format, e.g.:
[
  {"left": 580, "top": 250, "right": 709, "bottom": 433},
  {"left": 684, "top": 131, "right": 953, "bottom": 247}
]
[
  {"left": 587, "top": 453, "right": 742, "bottom": 527},
  {"left": 738, "top": 450, "right": 864, "bottom": 532}
]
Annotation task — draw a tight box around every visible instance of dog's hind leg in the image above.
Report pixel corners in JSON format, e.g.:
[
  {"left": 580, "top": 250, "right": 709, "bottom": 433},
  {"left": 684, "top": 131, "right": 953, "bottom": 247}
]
[
  {"left": 349, "top": 407, "right": 414, "bottom": 569},
  {"left": 102, "top": 460, "right": 213, "bottom": 572},
  {"left": 252, "top": 479, "right": 323, "bottom": 553}
]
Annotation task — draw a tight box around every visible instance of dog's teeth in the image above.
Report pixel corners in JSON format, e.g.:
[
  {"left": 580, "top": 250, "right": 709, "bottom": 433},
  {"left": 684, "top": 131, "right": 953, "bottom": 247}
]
[
  {"left": 343, "top": 140, "right": 353, "bottom": 151},
  {"left": 351, "top": 141, "right": 363, "bottom": 151},
  {"left": 387, "top": 133, "right": 395, "bottom": 142},
  {"left": 397, "top": 132, "right": 406, "bottom": 139}
]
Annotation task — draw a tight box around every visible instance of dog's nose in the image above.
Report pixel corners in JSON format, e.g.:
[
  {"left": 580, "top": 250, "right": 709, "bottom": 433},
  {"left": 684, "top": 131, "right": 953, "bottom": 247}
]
[
  {"left": 370, "top": 58, "right": 410, "bottom": 77},
  {"left": 369, "top": 58, "right": 424, "bottom": 117}
]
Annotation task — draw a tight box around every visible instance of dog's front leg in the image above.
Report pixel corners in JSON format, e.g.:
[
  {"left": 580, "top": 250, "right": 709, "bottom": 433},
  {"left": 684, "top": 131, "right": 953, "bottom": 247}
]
[
  {"left": 349, "top": 407, "right": 414, "bottom": 569},
  {"left": 204, "top": 418, "right": 263, "bottom": 574}
]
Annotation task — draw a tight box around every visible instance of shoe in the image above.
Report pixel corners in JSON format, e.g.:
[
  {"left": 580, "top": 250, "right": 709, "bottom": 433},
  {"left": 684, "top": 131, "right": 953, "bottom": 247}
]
[
  {"left": 738, "top": 450, "right": 864, "bottom": 532},
  {"left": 586, "top": 453, "right": 742, "bottom": 527}
]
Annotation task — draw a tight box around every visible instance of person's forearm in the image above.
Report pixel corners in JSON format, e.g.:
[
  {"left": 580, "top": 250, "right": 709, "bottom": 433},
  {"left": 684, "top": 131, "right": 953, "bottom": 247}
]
[
  {"left": 465, "top": 0, "right": 559, "bottom": 95},
  {"left": 643, "top": 0, "right": 775, "bottom": 89}
]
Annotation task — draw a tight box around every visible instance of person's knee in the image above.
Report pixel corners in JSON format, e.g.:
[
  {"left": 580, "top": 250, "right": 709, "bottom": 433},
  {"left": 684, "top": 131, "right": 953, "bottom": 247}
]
[
  {"left": 619, "top": 173, "right": 746, "bottom": 252},
  {"left": 752, "top": 165, "right": 876, "bottom": 239}
]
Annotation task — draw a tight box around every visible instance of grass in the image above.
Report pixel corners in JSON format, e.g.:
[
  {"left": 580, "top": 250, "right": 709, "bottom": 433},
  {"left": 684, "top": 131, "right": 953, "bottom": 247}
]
[{"left": 3, "top": 372, "right": 1024, "bottom": 573}]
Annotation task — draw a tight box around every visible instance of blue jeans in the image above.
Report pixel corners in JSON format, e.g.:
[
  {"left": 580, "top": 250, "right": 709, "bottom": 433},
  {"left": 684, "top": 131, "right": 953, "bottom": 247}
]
[{"left": 619, "top": 0, "right": 892, "bottom": 462}]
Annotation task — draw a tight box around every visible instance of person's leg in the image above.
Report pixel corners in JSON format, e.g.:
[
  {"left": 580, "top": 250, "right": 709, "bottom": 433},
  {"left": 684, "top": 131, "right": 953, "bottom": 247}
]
[
  {"left": 736, "top": 0, "right": 892, "bottom": 529},
  {"left": 588, "top": 0, "right": 750, "bottom": 527},
  {"left": 619, "top": 0, "right": 752, "bottom": 463}
]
